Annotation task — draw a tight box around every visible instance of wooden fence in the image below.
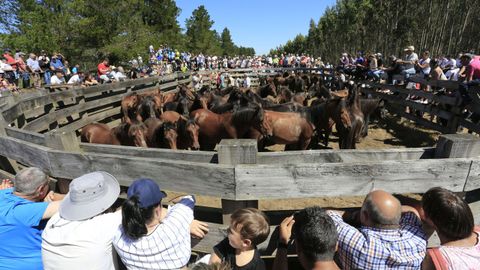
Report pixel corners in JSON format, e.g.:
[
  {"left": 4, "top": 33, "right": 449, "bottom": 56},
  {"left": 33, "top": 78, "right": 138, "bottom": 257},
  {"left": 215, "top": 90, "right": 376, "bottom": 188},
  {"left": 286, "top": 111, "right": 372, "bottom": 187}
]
[
  {"left": 1, "top": 70, "right": 480, "bottom": 254},
  {"left": 361, "top": 76, "right": 480, "bottom": 134}
]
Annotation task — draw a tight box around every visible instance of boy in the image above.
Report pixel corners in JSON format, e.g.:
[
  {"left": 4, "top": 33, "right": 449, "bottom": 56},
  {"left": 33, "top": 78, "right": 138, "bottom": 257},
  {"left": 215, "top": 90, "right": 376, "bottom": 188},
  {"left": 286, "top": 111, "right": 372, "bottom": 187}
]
[{"left": 210, "top": 208, "right": 270, "bottom": 270}]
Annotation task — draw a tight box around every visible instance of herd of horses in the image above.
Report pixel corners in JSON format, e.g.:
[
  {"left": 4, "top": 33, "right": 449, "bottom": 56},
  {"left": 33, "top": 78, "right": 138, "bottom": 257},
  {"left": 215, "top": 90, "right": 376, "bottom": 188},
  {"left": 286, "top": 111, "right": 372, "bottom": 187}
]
[{"left": 81, "top": 71, "right": 386, "bottom": 151}]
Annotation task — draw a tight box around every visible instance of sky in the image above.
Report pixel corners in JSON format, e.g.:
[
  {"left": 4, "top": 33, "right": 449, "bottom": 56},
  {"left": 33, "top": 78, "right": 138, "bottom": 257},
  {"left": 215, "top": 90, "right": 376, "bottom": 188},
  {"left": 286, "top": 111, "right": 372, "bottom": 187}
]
[{"left": 175, "top": 0, "right": 336, "bottom": 55}]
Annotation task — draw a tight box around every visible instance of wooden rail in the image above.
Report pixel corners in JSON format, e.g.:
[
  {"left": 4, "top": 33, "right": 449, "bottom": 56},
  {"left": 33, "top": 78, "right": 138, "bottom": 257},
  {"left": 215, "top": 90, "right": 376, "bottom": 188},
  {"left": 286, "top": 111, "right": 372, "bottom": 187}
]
[{"left": 361, "top": 76, "right": 480, "bottom": 134}]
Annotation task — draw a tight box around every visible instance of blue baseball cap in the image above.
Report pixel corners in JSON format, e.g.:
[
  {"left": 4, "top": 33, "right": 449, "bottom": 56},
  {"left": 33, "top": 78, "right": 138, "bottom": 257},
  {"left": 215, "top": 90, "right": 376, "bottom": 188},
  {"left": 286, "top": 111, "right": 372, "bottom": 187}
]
[{"left": 127, "top": 178, "right": 167, "bottom": 208}]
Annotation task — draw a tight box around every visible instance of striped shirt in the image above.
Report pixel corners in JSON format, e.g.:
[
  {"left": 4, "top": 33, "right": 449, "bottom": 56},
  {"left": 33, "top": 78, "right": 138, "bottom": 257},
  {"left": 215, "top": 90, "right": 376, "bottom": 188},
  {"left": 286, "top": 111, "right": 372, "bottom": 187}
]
[
  {"left": 328, "top": 211, "right": 427, "bottom": 270},
  {"left": 113, "top": 196, "right": 195, "bottom": 270}
]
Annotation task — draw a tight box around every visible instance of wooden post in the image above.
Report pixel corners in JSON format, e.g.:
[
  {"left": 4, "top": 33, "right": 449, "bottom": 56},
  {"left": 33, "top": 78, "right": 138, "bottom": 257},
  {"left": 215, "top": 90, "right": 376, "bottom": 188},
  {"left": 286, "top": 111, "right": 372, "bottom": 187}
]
[
  {"left": 435, "top": 134, "right": 480, "bottom": 158},
  {"left": 44, "top": 129, "right": 81, "bottom": 152},
  {"left": 0, "top": 113, "right": 18, "bottom": 174},
  {"left": 218, "top": 139, "right": 259, "bottom": 224}
]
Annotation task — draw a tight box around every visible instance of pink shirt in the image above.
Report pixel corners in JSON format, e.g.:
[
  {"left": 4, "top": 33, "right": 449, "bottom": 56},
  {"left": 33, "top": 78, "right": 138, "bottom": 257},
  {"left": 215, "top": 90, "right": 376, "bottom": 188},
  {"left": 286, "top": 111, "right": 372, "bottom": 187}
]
[
  {"left": 439, "top": 230, "right": 480, "bottom": 270},
  {"left": 467, "top": 57, "right": 480, "bottom": 80}
]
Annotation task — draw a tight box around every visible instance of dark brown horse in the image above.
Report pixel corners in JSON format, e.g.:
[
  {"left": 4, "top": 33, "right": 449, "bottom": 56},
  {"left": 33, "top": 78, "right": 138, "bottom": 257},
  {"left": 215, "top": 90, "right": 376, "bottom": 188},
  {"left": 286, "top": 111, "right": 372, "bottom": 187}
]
[
  {"left": 159, "top": 111, "right": 200, "bottom": 150},
  {"left": 144, "top": 117, "right": 178, "bottom": 149},
  {"left": 340, "top": 84, "right": 364, "bottom": 149},
  {"left": 136, "top": 95, "right": 161, "bottom": 122},
  {"left": 360, "top": 98, "right": 385, "bottom": 137},
  {"left": 190, "top": 105, "right": 272, "bottom": 151}
]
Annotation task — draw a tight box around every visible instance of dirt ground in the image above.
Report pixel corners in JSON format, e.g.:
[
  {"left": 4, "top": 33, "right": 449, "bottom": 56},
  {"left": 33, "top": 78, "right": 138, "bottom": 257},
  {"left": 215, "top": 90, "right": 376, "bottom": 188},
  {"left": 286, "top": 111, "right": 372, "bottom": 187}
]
[{"left": 165, "top": 114, "right": 440, "bottom": 210}]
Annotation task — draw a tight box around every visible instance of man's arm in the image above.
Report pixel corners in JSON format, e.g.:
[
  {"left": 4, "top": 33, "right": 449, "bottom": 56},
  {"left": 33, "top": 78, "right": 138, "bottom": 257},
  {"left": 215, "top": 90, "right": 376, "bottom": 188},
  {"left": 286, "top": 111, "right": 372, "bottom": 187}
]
[
  {"left": 42, "top": 191, "right": 65, "bottom": 219},
  {"left": 273, "top": 216, "right": 295, "bottom": 270}
]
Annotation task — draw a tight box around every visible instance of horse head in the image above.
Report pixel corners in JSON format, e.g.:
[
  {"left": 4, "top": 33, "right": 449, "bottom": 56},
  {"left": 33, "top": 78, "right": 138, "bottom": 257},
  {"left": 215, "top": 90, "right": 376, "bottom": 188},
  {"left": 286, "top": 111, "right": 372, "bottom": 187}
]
[
  {"left": 177, "top": 97, "right": 191, "bottom": 117},
  {"left": 330, "top": 98, "right": 352, "bottom": 131},
  {"left": 181, "top": 116, "right": 200, "bottom": 150},
  {"left": 128, "top": 122, "right": 148, "bottom": 147},
  {"left": 252, "top": 105, "right": 272, "bottom": 138},
  {"left": 162, "top": 122, "right": 178, "bottom": 150}
]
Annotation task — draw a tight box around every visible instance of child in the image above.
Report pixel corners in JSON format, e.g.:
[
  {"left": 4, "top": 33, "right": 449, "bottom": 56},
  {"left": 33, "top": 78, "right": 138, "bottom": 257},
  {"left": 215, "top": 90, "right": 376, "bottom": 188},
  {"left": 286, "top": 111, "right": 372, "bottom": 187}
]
[{"left": 210, "top": 208, "right": 270, "bottom": 270}]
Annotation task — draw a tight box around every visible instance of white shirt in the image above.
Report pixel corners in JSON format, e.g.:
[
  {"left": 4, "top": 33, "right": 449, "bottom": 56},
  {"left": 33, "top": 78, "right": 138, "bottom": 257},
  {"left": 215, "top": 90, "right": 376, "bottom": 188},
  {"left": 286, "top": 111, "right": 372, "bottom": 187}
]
[
  {"left": 42, "top": 211, "right": 122, "bottom": 270},
  {"left": 50, "top": 75, "right": 65, "bottom": 85},
  {"left": 113, "top": 196, "right": 195, "bottom": 270},
  {"left": 67, "top": 74, "right": 81, "bottom": 84}
]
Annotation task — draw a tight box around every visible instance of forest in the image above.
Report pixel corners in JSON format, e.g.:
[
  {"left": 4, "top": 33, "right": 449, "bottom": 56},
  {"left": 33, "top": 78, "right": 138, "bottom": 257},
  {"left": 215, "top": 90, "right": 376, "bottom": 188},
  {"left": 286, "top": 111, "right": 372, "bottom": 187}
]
[
  {"left": 271, "top": 0, "right": 480, "bottom": 63},
  {"left": 0, "top": 0, "right": 255, "bottom": 68}
]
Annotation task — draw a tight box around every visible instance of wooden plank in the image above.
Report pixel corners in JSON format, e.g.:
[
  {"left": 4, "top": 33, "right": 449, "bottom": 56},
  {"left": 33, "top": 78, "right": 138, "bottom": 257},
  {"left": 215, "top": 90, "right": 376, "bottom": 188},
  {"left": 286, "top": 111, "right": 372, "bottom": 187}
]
[
  {"left": 409, "top": 77, "right": 460, "bottom": 90},
  {"left": 5, "top": 126, "right": 46, "bottom": 145},
  {"left": 57, "top": 106, "right": 120, "bottom": 133},
  {"left": 23, "top": 92, "right": 123, "bottom": 132},
  {"left": 234, "top": 158, "right": 473, "bottom": 200},
  {"left": 392, "top": 109, "right": 451, "bottom": 133},
  {"left": 257, "top": 148, "right": 435, "bottom": 164},
  {"left": 459, "top": 119, "right": 480, "bottom": 134},
  {"left": 0, "top": 136, "right": 51, "bottom": 171},
  {"left": 464, "top": 159, "right": 480, "bottom": 192},
  {"left": 80, "top": 143, "right": 217, "bottom": 163},
  {"left": 46, "top": 150, "right": 236, "bottom": 199}
]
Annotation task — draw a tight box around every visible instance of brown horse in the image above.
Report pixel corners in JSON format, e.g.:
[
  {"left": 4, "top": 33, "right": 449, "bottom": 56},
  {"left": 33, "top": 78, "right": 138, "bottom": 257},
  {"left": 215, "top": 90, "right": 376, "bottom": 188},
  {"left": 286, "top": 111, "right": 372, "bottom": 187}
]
[
  {"left": 121, "top": 93, "right": 142, "bottom": 124},
  {"left": 81, "top": 123, "right": 120, "bottom": 145},
  {"left": 340, "top": 84, "right": 364, "bottom": 149},
  {"left": 159, "top": 111, "right": 200, "bottom": 150},
  {"left": 81, "top": 122, "right": 148, "bottom": 147},
  {"left": 144, "top": 118, "right": 178, "bottom": 149},
  {"left": 136, "top": 95, "right": 162, "bottom": 122},
  {"left": 249, "top": 110, "right": 314, "bottom": 150},
  {"left": 190, "top": 105, "right": 272, "bottom": 151}
]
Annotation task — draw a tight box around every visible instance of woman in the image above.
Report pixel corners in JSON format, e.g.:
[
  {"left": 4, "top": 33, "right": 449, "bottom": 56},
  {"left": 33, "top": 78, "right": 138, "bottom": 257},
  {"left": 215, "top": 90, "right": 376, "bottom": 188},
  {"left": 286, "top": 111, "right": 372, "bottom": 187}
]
[
  {"left": 416, "top": 50, "right": 431, "bottom": 78},
  {"left": 113, "top": 178, "right": 196, "bottom": 270},
  {"left": 421, "top": 187, "right": 480, "bottom": 270}
]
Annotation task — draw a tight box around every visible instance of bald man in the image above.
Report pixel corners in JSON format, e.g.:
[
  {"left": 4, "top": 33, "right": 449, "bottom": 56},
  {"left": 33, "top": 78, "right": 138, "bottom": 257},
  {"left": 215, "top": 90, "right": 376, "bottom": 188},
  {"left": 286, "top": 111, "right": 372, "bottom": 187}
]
[{"left": 327, "top": 190, "right": 426, "bottom": 270}]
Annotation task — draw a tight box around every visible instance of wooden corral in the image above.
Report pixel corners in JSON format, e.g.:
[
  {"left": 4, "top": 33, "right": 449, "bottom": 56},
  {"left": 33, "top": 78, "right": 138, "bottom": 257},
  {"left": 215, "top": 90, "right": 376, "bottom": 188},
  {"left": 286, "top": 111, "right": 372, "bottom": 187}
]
[{"left": 1, "top": 70, "right": 480, "bottom": 255}]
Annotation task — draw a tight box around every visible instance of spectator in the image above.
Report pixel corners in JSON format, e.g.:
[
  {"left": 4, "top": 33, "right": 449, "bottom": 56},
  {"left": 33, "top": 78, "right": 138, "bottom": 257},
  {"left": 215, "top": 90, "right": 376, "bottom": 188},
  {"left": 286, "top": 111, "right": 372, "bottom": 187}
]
[
  {"left": 27, "top": 53, "right": 42, "bottom": 88},
  {"left": 0, "top": 167, "right": 64, "bottom": 270},
  {"left": 430, "top": 59, "right": 447, "bottom": 81},
  {"left": 0, "top": 56, "right": 16, "bottom": 85},
  {"left": 50, "top": 71, "right": 66, "bottom": 85},
  {"left": 421, "top": 187, "right": 480, "bottom": 270},
  {"left": 16, "top": 52, "right": 29, "bottom": 88},
  {"left": 49, "top": 55, "right": 64, "bottom": 73},
  {"left": 192, "top": 72, "right": 203, "bottom": 91},
  {"left": 113, "top": 178, "right": 198, "bottom": 269},
  {"left": 111, "top": 66, "right": 127, "bottom": 82},
  {"left": 210, "top": 208, "right": 270, "bottom": 270},
  {"left": 416, "top": 50, "right": 431, "bottom": 78},
  {"left": 243, "top": 74, "right": 251, "bottom": 88},
  {"left": 97, "top": 59, "right": 111, "bottom": 83},
  {"left": 398, "top": 46, "right": 419, "bottom": 80},
  {"left": 274, "top": 207, "right": 340, "bottom": 270},
  {"left": 42, "top": 171, "right": 121, "bottom": 270},
  {"left": 84, "top": 74, "right": 99, "bottom": 86},
  {"left": 327, "top": 190, "right": 426, "bottom": 269},
  {"left": 67, "top": 71, "right": 83, "bottom": 85},
  {"left": 458, "top": 53, "right": 480, "bottom": 105},
  {"left": 38, "top": 50, "right": 51, "bottom": 84}
]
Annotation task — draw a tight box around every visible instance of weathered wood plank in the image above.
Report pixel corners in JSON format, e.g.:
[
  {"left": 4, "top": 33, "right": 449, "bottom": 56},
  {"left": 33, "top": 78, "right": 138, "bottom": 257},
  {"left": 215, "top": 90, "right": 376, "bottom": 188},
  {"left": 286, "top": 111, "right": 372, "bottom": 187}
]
[
  {"left": 57, "top": 107, "right": 121, "bottom": 133},
  {"left": 5, "top": 126, "right": 46, "bottom": 145},
  {"left": 46, "top": 150, "right": 236, "bottom": 199},
  {"left": 80, "top": 143, "right": 217, "bottom": 163},
  {"left": 257, "top": 148, "right": 435, "bottom": 164},
  {"left": 0, "top": 136, "right": 51, "bottom": 171},
  {"left": 234, "top": 159, "right": 473, "bottom": 200}
]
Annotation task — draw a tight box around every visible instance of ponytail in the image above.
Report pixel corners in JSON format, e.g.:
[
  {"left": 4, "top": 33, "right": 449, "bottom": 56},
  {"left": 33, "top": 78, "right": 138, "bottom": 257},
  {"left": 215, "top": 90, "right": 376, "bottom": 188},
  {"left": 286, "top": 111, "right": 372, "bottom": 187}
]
[{"left": 122, "top": 195, "right": 151, "bottom": 240}]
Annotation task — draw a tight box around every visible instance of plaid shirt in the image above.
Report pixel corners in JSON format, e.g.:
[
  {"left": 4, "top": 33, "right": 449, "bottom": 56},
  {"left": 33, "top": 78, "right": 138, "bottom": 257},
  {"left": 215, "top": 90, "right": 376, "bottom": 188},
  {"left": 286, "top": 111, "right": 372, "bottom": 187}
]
[{"left": 328, "top": 211, "right": 426, "bottom": 270}]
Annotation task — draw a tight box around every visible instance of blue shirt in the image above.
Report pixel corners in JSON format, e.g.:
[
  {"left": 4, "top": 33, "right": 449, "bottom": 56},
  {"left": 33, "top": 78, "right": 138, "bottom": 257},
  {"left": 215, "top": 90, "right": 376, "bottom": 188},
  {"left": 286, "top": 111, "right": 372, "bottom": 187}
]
[
  {"left": 0, "top": 188, "right": 49, "bottom": 270},
  {"left": 50, "top": 60, "right": 64, "bottom": 71}
]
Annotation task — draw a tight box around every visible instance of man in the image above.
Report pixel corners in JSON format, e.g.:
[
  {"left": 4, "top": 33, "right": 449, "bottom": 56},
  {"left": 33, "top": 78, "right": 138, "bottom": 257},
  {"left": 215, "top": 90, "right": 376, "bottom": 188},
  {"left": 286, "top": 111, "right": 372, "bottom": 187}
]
[
  {"left": 0, "top": 167, "right": 63, "bottom": 270},
  {"left": 50, "top": 71, "right": 65, "bottom": 85},
  {"left": 458, "top": 53, "right": 480, "bottom": 105},
  {"left": 38, "top": 50, "right": 50, "bottom": 84},
  {"left": 3, "top": 49, "right": 17, "bottom": 85},
  {"left": 243, "top": 74, "right": 251, "bottom": 88},
  {"left": 274, "top": 207, "right": 340, "bottom": 270},
  {"left": 42, "top": 171, "right": 121, "bottom": 270},
  {"left": 398, "top": 46, "right": 419, "bottom": 80},
  {"left": 97, "top": 58, "right": 111, "bottom": 83},
  {"left": 27, "top": 53, "right": 42, "bottom": 88},
  {"left": 327, "top": 190, "right": 426, "bottom": 269},
  {"left": 16, "top": 52, "right": 29, "bottom": 88},
  {"left": 49, "top": 55, "right": 64, "bottom": 74}
]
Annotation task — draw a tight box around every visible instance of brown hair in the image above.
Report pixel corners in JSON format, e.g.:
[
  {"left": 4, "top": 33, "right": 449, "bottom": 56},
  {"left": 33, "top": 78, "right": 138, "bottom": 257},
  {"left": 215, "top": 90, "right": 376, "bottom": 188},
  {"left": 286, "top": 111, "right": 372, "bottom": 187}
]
[{"left": 230, "top": 208, "right": 270, "bottom": 246}]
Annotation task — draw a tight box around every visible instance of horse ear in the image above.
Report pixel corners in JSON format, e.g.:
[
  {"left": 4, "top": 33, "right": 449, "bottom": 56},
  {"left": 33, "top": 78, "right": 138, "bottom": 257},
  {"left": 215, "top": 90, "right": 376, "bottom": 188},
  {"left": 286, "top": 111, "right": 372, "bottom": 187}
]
[
  {"left": 193, "top": 113, "right": 200, "bottom": 123},
  {"left": 180, "top": 115, "right": 188, "bottom": 121}
]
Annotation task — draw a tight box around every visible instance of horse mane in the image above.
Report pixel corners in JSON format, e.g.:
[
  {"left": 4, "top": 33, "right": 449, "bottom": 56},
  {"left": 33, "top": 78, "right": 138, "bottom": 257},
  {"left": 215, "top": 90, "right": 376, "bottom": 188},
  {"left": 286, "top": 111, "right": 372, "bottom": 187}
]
[{"left": 231, "top": 105, "right": 263, "bottom": 126}]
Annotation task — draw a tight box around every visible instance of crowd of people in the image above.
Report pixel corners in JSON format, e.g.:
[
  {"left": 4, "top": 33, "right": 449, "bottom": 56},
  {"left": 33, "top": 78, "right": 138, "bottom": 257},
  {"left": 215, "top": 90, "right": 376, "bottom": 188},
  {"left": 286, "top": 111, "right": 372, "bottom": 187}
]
[{"left": 0, "top": 167, "right": 478, "bottom": 270}]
